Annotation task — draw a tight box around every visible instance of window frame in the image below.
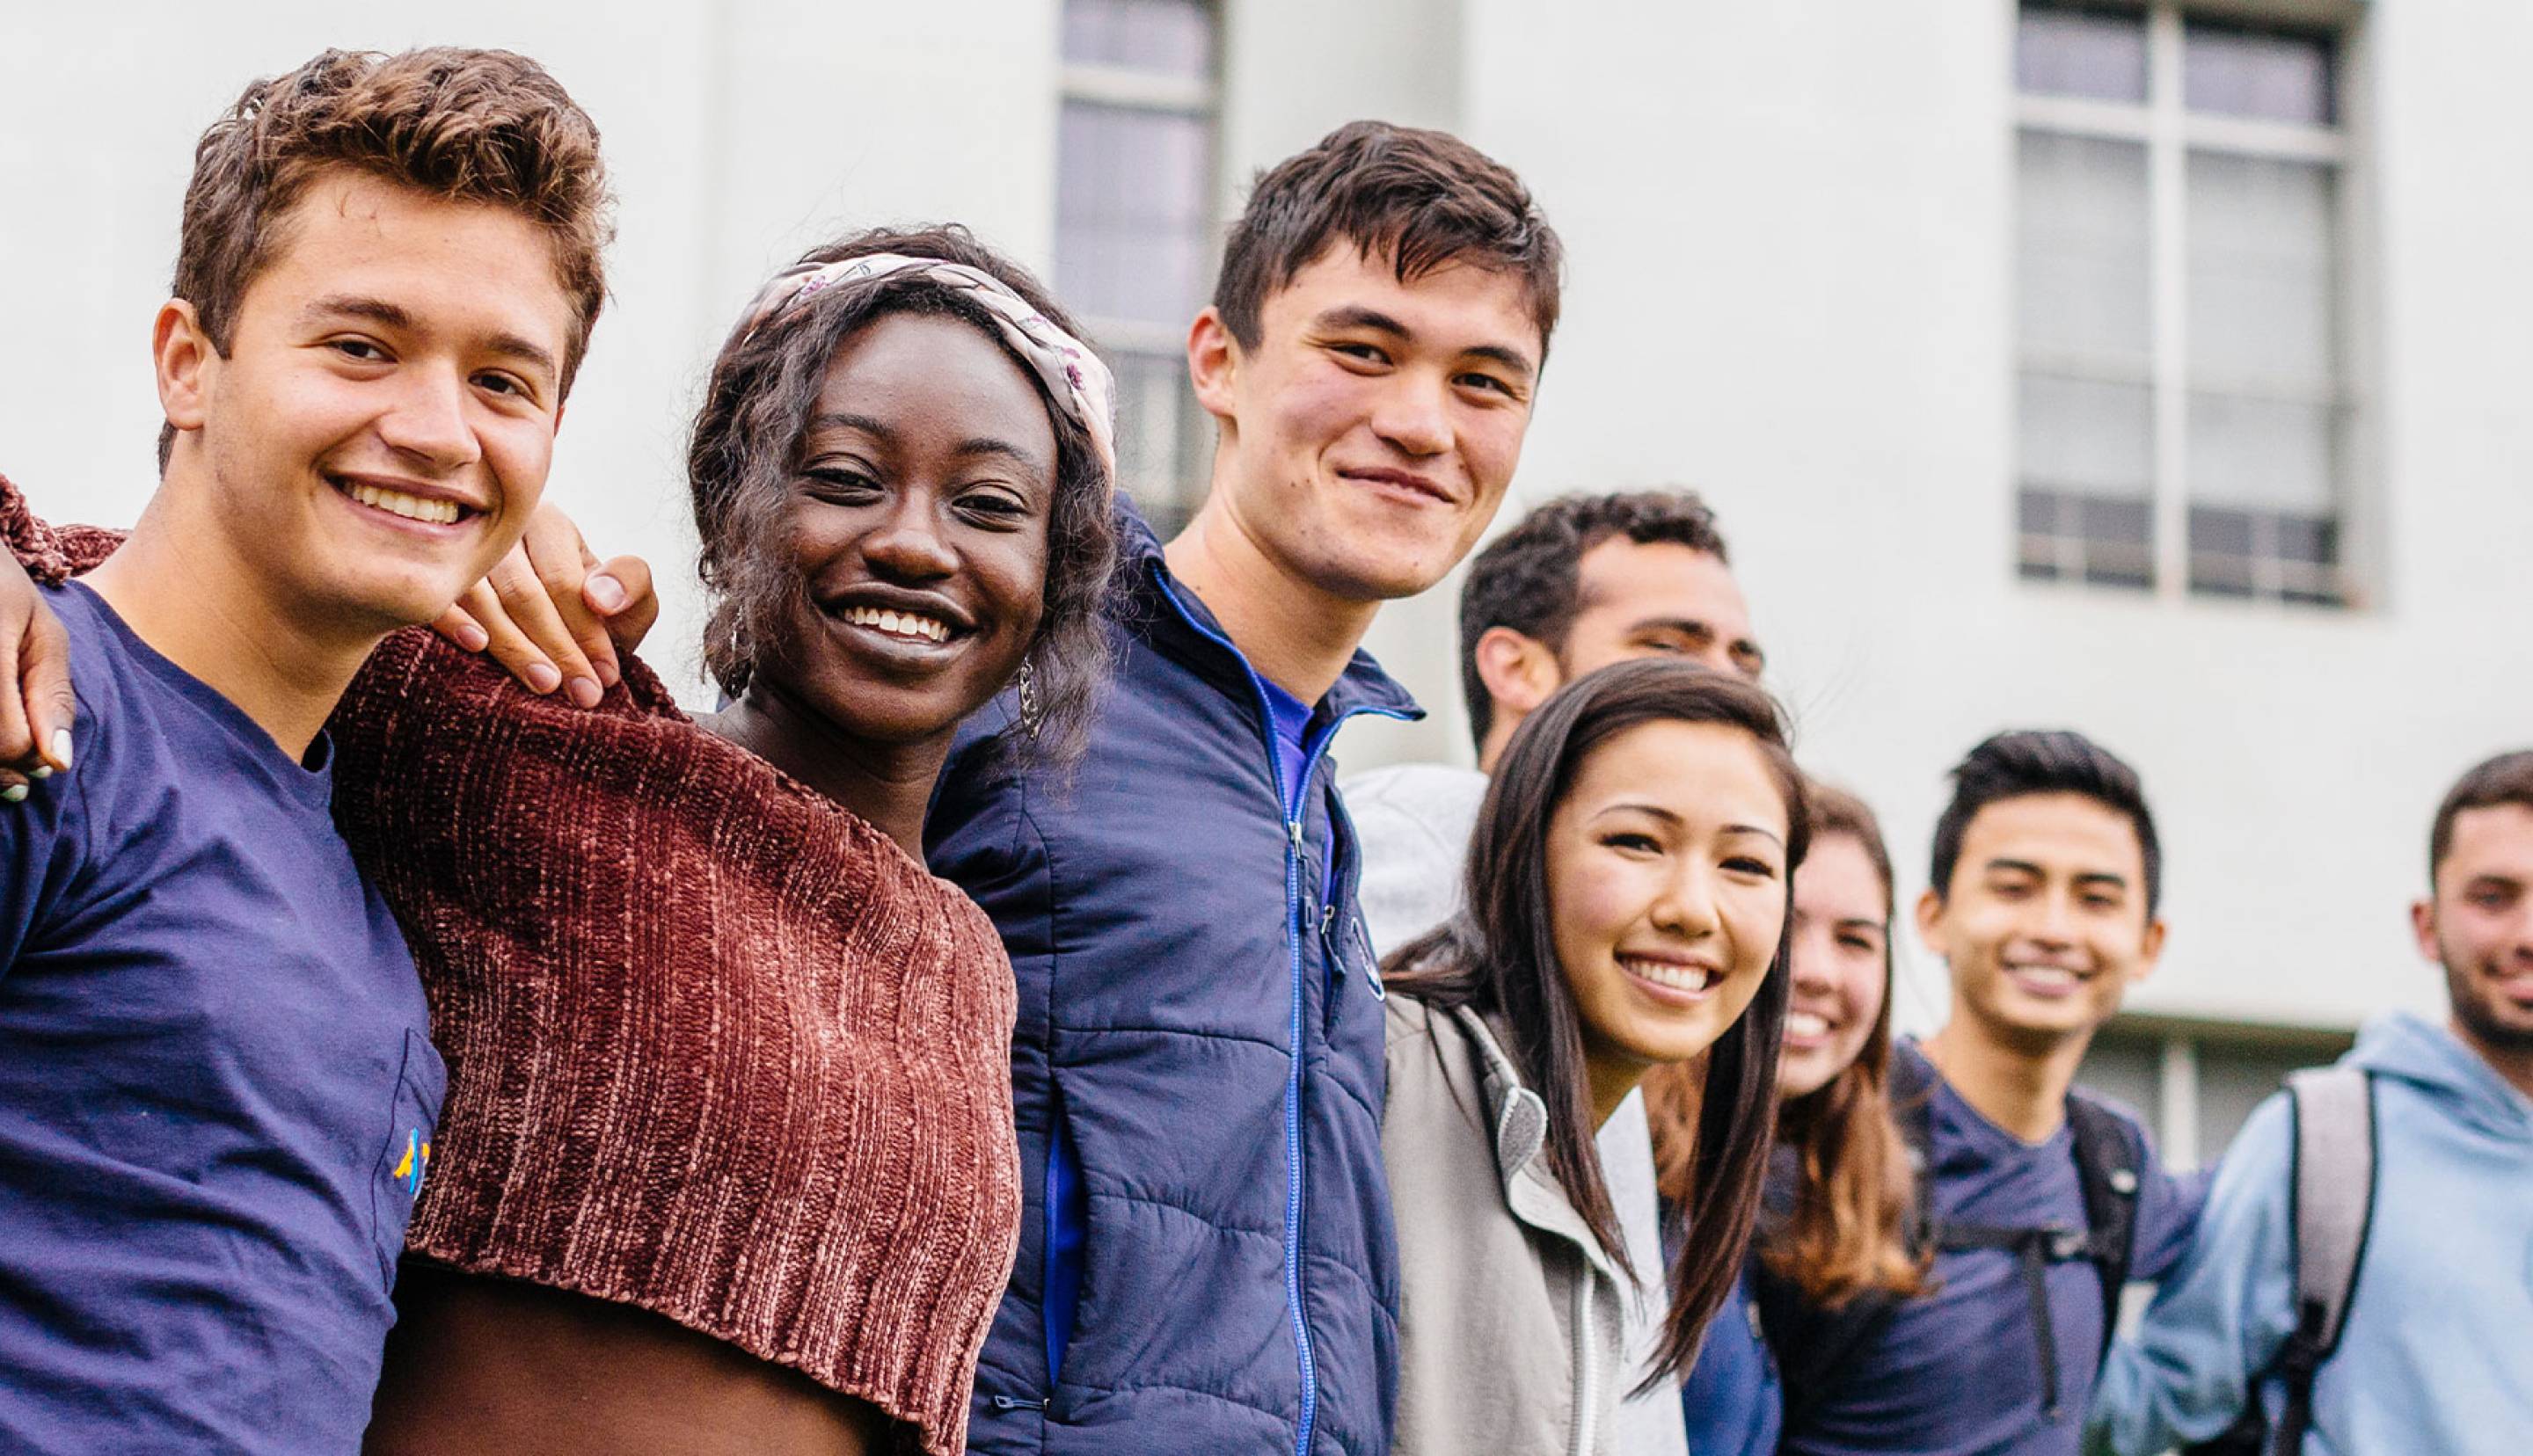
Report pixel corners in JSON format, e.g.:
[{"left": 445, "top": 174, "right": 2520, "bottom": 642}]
[
  {"left": 1055, "top": 0, "right": 1227, "bottom": 529},
  {"left": 2012, "top": 0, "right": 2378, "bottom": 609}
]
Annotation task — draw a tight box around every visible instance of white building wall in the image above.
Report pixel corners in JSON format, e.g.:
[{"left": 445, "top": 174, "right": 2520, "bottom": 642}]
[{"left": 5, "top": 1, "right": 2526, "bottom": 1037}]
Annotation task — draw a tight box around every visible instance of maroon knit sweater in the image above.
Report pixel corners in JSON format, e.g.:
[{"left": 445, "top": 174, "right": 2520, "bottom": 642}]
[{"left": 6, "top": 487, "right": 1020, "bottom": 1456}]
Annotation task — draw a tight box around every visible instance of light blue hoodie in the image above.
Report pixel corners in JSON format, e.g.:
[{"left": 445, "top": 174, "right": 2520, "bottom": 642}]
[{"left": 2087, "top": 1011, "right": 2533, "bottom": 1456}]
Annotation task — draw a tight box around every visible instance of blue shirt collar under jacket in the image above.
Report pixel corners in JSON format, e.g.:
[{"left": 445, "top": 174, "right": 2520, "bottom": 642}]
[{"left": 1112, "top": 500, "right": 1422, "bottom": 730}]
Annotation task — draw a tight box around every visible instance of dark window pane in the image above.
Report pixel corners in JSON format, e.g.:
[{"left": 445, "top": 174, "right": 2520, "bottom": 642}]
[
  {"left": 2083, "top": 494, "right": 2150, "bottom": 545},
  {"left": 1056, "top": 102, "right": 1215, "bottom": 327},
  {"left": 2189, "top": 504, "right": 2253, "bottom": 557},
  {"left": 2019, "top": 484, "right": 2157, "bottom": 593},
  {"left": 2273, "top": 512, "right": 2339, "bottom": 565},
  {"left": 2018, "top": 4, "right": 2150, "bottom": 103},
  {"left": 2185, "top": 21, "right": 2334, "bottom": 124},
  {"left": 2189, "top": 507, "right": 2346, "bottom": 605},
  {"left": 1062, "top": 0, "right": 1215, "bottom": 76},
  {"left": 2084, "top": 542, "right": 2155, "bottom": 592},
  {"left": 2019, "top": 486, "right": 2062, "bottom": 535}
]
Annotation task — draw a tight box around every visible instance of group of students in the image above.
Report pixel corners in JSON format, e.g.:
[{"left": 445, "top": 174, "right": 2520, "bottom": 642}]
[{"left": 0, "top": 43, "right": 2526, "bottom": 1456}]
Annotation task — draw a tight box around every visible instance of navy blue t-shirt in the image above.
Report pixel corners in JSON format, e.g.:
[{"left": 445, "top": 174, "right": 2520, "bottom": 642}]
[
  {"left": 1775, "top": 1040, "right": 2203, "bottom": 1456},
  {"left": 0, "top": 581, "right": 442, "bottom": 1453}
]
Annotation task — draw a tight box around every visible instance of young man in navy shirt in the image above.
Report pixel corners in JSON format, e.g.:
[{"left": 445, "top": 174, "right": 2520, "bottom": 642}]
[
  {"left": 0, "top": 49, "right": 610, "bottom": 1453},
  {"left": 1766, "top": 731, "right": 2207, "bottom": 1456}
]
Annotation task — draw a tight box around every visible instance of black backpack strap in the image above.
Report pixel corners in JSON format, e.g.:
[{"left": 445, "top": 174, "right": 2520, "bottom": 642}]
[
  {"left": 1767, "top": 1049, "right": 1938, "bottom": 1432},
  {"left": 1923, "top": 1088, "right": 2140, "bottom": 1423},
  {"left": 2065, "top": 1089, "right": 2147, "bottom": 1368}
]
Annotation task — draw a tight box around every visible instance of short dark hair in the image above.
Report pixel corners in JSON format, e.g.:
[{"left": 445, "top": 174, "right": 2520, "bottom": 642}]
[
  {"left": 2429, "top": 750, "right": 2533, "bottom": 883},
  {"left": 687, "top": 224, "right": 1116, "bottom": 768},
  {"left": 164, "top": 47, "right": 613, "bottom": 471},
  {"left": 1457, "top": 490, "right": 1730, "bottom": 750},
  {"left": 1213, "top": 119, "right": 1562, "bottom": 357},
  {"left": 1385, "top": 659, "right": 1806, "bottom": 1393},
  {"left": 1929, "top": 730, "right": 2163, "bottom": 915}
]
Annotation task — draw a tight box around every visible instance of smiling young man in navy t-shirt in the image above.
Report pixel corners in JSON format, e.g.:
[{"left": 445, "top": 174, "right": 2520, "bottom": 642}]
[
  {"left": 0, "top": 49, "right": 610, "bottom": 1453},
  {"left": 1764, "top": 731, "right": 2208, "bottom": 1456}
]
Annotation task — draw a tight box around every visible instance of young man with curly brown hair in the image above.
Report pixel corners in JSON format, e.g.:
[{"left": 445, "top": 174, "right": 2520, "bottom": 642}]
[{"left": 0, "top": 47, "right": 610, "bottom": 1452}]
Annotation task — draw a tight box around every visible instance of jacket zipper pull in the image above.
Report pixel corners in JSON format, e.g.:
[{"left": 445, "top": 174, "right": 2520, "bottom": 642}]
[
  {"left": 1288, "top": 818, "right": 1305, "bottom": 851},
  {"left": 987, "top": 1394, "right": 1050, "bottom": 1412}
]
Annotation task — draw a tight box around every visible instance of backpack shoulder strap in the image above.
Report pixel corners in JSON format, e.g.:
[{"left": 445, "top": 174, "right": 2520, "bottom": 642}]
[
  {"left": 2177, "top": 1067, "right": 2381, "bottom": 1456},
  {"left": 2283, "top": 1065, "right": 2376, "bottom": 1359},
  {"left": 2064, "top": 1088, "right": 2146, "bottom": 1367},
  {"left": 2254, "top": 1066, "right": 2380, "bottom": 1455}
]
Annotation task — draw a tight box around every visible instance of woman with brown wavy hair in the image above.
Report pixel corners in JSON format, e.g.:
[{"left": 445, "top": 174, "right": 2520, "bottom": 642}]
[{"left": 1660, "top": 778, "right": 1925, "bottom": 1456}]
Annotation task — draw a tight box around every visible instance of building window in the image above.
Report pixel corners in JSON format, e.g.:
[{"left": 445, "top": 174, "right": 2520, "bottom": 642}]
[
  {"left": 2013, "top": 2, "right": 2355, "bottom": 607},
  {"left": 1056, "top": 0, "right": 1222, "bottom": 533}
]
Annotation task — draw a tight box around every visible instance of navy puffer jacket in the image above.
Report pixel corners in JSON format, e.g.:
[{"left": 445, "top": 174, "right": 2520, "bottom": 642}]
[{"left": 929, "top": 507, "right": 1416, "bottom": 1455}]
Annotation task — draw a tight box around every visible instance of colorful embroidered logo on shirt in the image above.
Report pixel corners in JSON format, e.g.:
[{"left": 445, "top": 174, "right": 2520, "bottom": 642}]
[{"left": 392, "top": 1130, "right": 431, "bottom": 1197}]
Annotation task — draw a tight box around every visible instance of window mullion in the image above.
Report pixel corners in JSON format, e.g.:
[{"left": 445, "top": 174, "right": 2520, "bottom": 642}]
[
  {"left": 2159, "top": 1034, "right": 2202, "bottom": 1171},
  {"left": 2148, "top": 1, "right": 2191, "bottom": 601}
]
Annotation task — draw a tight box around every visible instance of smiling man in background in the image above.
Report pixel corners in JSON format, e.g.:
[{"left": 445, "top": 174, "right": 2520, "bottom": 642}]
[
  {"left": 1765, "top": 730, "right": 2206, "bottom": 1456},
  {"left": 2089, "top": 749, "right": 2533, "bottom": 1456}
]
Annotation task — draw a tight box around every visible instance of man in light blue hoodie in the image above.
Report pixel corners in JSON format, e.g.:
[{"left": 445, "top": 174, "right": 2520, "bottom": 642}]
[{"left": 2088, "top": 749, "right": 2533, "bottom": 1456}]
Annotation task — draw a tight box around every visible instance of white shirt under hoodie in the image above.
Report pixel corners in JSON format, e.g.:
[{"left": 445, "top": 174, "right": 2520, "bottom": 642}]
[{"left": 1344, "top": 762, "right": 1692, "bottom": 1456}]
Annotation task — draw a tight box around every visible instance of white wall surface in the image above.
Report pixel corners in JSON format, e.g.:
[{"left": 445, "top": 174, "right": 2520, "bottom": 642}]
[{"left": 5, "top": 1, "right": 2522, "bottom": 1037}]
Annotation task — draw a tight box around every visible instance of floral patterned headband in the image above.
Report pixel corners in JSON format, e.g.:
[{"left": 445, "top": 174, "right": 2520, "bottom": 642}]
[{"left": 737, "top": 252, "right": 1118, "bottom": 483}]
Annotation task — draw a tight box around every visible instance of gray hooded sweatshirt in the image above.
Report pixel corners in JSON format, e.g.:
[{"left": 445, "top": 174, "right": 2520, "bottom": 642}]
[
  {"left": 1385, "top": 996, "right": 1633, "bottom": 1456},
  {"left": 1347, "top": 762, "right": 1689, "bottom": 1456}
]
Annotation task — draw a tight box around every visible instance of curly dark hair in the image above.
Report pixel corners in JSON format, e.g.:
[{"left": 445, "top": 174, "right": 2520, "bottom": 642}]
[
  {"left": 1456, "top": 489, "right": 1731, "bottom": 751},
  {"left": 686, "top": 224, "right": 1117, "bottom": 767}
]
